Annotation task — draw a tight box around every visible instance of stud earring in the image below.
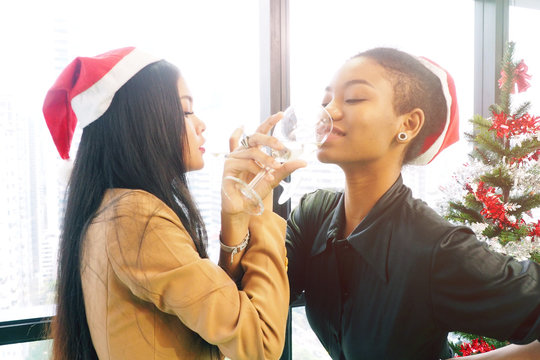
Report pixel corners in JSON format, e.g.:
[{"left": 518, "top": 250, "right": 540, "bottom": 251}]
[{"left": 398, "top": 132, "right": 408, "bottom": 141}]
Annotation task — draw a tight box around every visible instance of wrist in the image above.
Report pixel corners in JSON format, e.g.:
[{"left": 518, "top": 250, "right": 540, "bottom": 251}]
[
  {"left": 220, "top": 231, "right": 250, "bottom": 265},
  {"left": 221, "top": 210, "right": 249, "bottom": 228}
]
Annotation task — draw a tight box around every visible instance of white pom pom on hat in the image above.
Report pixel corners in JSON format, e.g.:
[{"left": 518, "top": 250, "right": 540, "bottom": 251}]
[
  {"left": 410, "top": 56, "right": 460, "bottom": 165},
  {"left": 42, "top": 47, "right": 162, "bottom": 159}
]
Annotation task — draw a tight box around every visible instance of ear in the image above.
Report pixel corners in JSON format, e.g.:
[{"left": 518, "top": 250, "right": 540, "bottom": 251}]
[{"left": 398, "top": 108, "right": 424, "bottom": 142}]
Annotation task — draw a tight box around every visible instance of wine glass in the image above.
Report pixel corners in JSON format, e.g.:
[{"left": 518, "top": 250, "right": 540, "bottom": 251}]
[
  {"left": 222, "top": 105, "right": 333, "bottom": 215},
  {"left": 276, "top": 169, "right": 304, "bottom": 205}
]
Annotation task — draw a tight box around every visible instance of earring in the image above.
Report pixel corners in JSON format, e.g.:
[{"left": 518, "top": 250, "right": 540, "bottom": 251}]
[{"left": 398, "top": 132, "right": 408, "bottom": 141}]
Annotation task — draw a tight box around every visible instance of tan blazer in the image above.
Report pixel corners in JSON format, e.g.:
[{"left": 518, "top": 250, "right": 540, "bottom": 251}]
[{"left": 81, "top": 189, "right": 289, "bottom": 360}]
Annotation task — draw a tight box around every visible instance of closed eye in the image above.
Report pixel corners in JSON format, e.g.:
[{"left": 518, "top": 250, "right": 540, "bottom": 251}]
[
  {"left": 345, "top": 99, "right": 366, "bottom": 104},
  {"left": 184, "top": 111, "right": 194, "bottom": 116}
]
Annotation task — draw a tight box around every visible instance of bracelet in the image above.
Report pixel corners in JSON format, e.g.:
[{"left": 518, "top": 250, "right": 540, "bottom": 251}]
[{"left": 220, "top": 231, "right": 250, "bottom": 264}]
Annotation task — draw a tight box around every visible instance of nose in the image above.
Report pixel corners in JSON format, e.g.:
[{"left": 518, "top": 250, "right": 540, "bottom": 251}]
[
  {"left": 325, "top": 99, "right": 342, "bottom": 121},
  {"left": 194, "top": 115, "right": 206, "bottom": 134}
]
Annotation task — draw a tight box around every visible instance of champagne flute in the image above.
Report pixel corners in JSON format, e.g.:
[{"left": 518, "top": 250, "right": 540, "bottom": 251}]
[
  {"left": 276, "top": 169, "right": 304, "bottom": 205},
  {"left": 222, "top": 105, "right": 333, "bottom": 215}
]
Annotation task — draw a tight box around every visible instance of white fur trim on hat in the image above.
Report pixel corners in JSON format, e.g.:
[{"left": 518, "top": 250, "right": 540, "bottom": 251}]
[{"left": 71, "top": 48, "right": 161, "bottom": 128}]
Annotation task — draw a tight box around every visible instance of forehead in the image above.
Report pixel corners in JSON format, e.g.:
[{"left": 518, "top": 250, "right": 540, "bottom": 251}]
[
  {"left": 177, "top": 77, "right": 193, "bottom": 107},
  {"left": 177, "top": 77, "right": 191, "bottom": 97},
  {"left": 329, "top": 56, "right": 392, "bottom": 91}
]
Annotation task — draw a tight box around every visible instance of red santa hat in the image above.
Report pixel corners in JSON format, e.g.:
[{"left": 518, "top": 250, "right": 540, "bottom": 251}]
[
  {"left": 43, "top": 47, "right": 161, "bottom": 159},
  {"left": 410, "top": 56, "right": 459, "bottom": 165}
]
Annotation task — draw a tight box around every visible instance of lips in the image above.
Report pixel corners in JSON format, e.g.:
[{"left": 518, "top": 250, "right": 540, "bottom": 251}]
[{"left": 331, "top": 127, "right": 345, "bottom": 136}]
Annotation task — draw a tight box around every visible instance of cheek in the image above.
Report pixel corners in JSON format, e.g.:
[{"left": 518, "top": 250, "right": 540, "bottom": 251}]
[{"left": 184, "top": 121, "right": 196, "bottom": 141}]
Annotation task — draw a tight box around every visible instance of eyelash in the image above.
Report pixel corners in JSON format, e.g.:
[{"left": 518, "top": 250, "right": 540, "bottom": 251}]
[
  {"left": 345, "top": 99, "right": 365, "bottom": 104},
  {"left": 184, "top": 111, "right": 194, "bottom": 116}
]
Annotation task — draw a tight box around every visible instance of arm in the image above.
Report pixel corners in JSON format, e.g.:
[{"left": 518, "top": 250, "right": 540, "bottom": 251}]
[
  {"left": 286, "top": 198, "right": 310, "bottom": 305},
  {"left": 285, "top": 189, "right": 340, "bottom": 305},
  {"left": 219, "top": 114, "right": 305, "bottom": 280},
  {"left": 447, "top": 341, "right": 540, "bottom": 360},
  {"left": 107, "top": 192, "right": 289, "bottom": 360},
  {"left": 431, "top": 229, "right": 540, "bottom": 343}
]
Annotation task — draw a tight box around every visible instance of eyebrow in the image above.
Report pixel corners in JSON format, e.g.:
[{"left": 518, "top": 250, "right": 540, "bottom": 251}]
[{"left": 325, "top": 79, "right": 374, "bottom": 92}]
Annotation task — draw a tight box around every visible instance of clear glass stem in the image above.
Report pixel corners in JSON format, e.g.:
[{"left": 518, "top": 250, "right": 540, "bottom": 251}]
[{"left": 247, "top": 166, "right": 272, "bottom": 190}]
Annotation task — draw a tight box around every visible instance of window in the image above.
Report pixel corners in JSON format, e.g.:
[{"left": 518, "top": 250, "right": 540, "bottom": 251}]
[
  {"left": 0, "top": 1, "right": 525, "bottom": 359},
  {"left": 509, "top": 1, "right": 540, "bottom": 115},
  {"left": 0, "top": 1, "right": 260, "bottom": 358}
]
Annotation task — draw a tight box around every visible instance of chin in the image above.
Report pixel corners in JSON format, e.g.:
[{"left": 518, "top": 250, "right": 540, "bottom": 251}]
[{"left": 316, "top": 150, "right": 334, "bottom": 164}]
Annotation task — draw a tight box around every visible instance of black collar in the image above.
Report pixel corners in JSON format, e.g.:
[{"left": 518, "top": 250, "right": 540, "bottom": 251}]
[{"left": 311, "top": 175, "right": 410, "bottom": 283}]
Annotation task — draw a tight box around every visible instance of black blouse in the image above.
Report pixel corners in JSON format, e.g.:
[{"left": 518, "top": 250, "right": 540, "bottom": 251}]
[{"left": 286, "top": 175, "right": 540, "bottom": 360}]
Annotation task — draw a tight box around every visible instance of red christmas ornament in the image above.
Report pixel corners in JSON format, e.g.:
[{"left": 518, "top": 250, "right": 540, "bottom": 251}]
[
  {"left": 490, "top": 111, "right": 540, "bottom": 139},
  {"left": 530, "top": 220, "right": 540, "bottom": 238},
  {"left": 467, "top": 182, "right": 521, "bottom": 230},
  {"left": 498, "top": 59, "right": 532, "bottom": 94},
  {"left": 455, "top": 338, "right": 496, "bottom": 357}
]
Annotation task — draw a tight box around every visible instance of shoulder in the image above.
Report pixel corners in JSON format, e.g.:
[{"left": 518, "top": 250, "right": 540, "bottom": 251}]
[
  {"left": 389, "top": 191, "right": 477, "bottom": 259},
  {"left": 400, "top": 193, "right": 462, "bottom": 236},
  {"left": 99, "top": 189, "right": 175, "bottom": 218},
  {"left": 102, "top": 188, "right": 167, "bottom": 207},
  {"left": 294, "top": 188, "right": 342, "bottom": 217},
  {"left": 287, "top": 188, "right": 340, "bottom": 241},
  {"left": 95, "top": 189, "right": 197, "bottom": 260},
  {"left": 95, "top": 189, "right": 185, "bottom": 234}
]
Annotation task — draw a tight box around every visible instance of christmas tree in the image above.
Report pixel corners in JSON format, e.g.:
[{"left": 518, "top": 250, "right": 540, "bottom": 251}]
[
  {"left": 441, "top": 41, "right": 540, "bottom": 356},
  {"left": 443, "top": 41, "right": 540, "bottom": 262}
]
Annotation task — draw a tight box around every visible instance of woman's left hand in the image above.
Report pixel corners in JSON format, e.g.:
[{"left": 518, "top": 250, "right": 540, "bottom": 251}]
[{"left": 221, "top": 112, "right": 306, "bottom": 215}]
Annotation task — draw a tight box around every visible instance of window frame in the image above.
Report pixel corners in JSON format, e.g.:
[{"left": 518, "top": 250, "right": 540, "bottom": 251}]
[{"left": 0, "top": 0, "right": 518, "bottom": 357}]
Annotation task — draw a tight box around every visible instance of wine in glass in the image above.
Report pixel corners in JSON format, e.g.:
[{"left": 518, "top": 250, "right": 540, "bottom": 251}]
[{"left": 222, "top": 105, "right": 333, "bottom": 215}]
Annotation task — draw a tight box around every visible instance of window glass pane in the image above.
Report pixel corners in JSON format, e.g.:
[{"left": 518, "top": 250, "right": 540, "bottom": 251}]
[
  {"left": 0, "top": 340, "right": 52, "bottom": 360},
  {"left": 509, "top": 2, "right": 540, "bottom": 115},
  {"left": 289, "top": 0, "right": 474, "bottom": 357},
  {"left": 0, "top": 0, "right": 259, "bottom": 327}
]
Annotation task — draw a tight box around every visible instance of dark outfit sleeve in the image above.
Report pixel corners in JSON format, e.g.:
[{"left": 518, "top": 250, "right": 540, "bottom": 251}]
[
  {"left": 285, "top": 190, "right": 338, "bottom": 306},
  {"left": 431, "top": 227, "right": 540, "bottom": 343}
]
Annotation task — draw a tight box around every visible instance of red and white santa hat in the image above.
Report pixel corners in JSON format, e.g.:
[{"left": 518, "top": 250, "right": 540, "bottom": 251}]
[
  {"left": 43, "top": 47, "right": 161, "bottom": 159},
  {"left": 410, "top": 57, "right": 459, "bottom": 165}
]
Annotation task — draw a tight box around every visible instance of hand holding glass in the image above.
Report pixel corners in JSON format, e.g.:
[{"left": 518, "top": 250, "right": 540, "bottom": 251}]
[{"left": 222, "top": 105, "right": 333, "bottom": 215}]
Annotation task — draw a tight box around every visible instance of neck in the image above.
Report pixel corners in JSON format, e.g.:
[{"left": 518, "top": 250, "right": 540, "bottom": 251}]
[{"left": 341, "top": 160, "right": 402, "bottom": 237}]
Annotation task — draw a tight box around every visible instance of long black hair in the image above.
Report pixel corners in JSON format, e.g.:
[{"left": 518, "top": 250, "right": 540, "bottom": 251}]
[
  {"left": 52, "top": 60, "right": 208, "bottom": 360},
  {"left": 354, "top": 48, "right": 447, "bottom": 164}
]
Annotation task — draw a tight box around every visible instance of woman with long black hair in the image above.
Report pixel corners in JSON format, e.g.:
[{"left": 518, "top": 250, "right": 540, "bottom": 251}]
[{"left": 43, "top": 47, "right": 301, "bottom": 360}]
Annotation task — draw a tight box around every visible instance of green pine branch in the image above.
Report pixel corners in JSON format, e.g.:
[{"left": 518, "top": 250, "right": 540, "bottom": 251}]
[
  {"left": 513, "top": 101, "right": 531, "bottom": 118},
  {"left": 498, "top": 226, "right": 530, "bottom": 244},
  {"left": 482, "top": 225, "right": 502, "bottom": 238},
  {"left": 464, "top": 193, "right": 483, "bottom": 211},
  {"left": 498, "top": 42, "right": 516, "bottom": 113},
  {"left": 469, "top": 114, "right": 492, "bottom": 129},
  {"left": 470, "top": 129, "right": 506, "bottom": 160},
  {"left": 508, "top": 193, "right": 540, "bottom": 216},
  {"left": 479, "top": 166, "right": 513, "bottom": 189},
  {"left": 508, "top": 138, "right": 540, "bottom": 160},
  {"left": 445, "top": 201, "right": 484, "bottom": 224}
]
